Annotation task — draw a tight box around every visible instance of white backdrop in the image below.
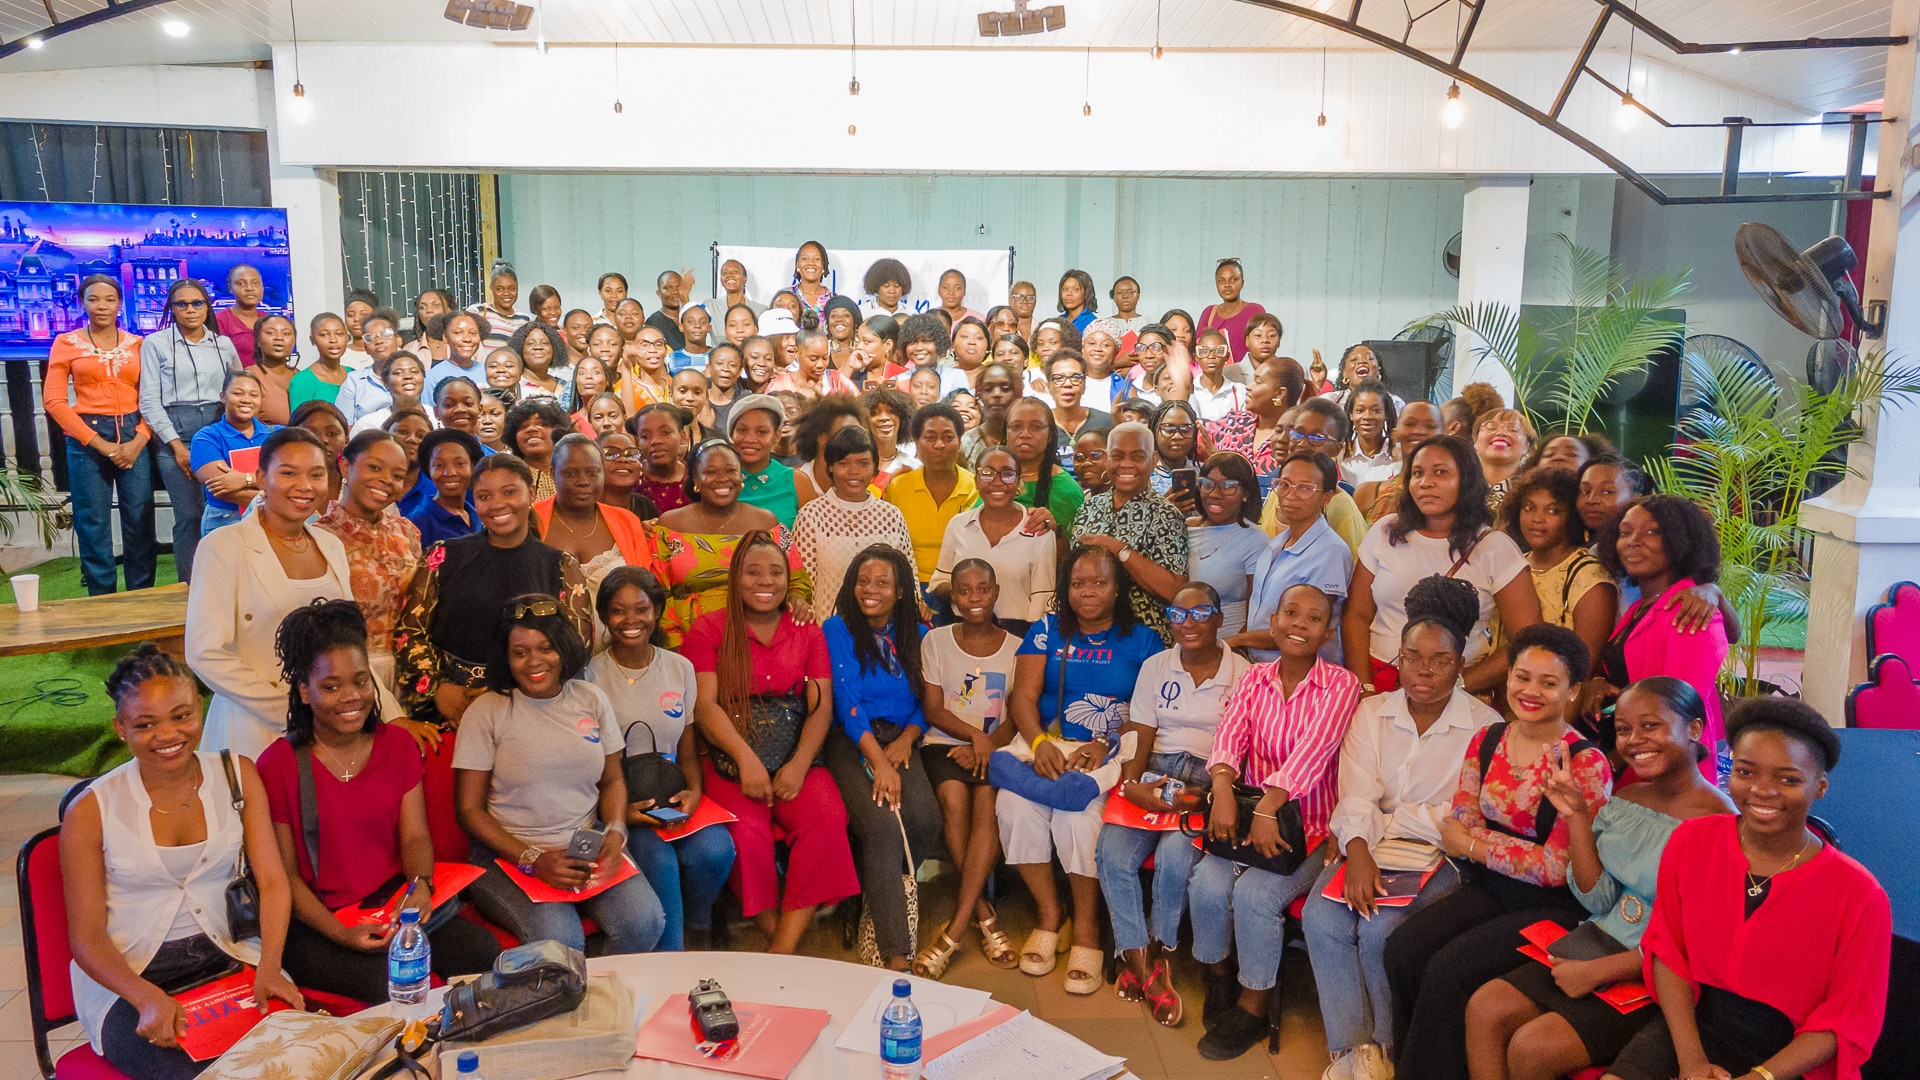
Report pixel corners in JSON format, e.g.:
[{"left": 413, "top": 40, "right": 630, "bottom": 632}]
[{"left": 712, "top": 244, "right": 1015, "bottom": 316}]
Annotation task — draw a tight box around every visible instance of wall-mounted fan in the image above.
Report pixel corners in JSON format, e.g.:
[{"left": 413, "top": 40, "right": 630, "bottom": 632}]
[
  {"left": 1442, "top": 232, "right": 1463, "bottom": 279},
  {"left": 1733, "top": 222, "right": 1880, "bottom": 392}
]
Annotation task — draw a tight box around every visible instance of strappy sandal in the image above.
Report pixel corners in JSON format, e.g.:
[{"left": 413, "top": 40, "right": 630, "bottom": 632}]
[
  {"left": 1115, "top": 966, "right": 1146, "bottom": 1002},
  {"left": 1019, "top": 928, "right": 1063, "bottom": 976},
  {"left": 976, "top": 910, "right": 1019, "bottom": 969},
  {"left": 1144, "top": 958, "right": 1184, "bottom": 1026},
  {"left": 911, "top": 924, "right": 963, "bottom": 980},
  {"left": 1064, "top": 945, "right": 1105, "bottom": 995}
]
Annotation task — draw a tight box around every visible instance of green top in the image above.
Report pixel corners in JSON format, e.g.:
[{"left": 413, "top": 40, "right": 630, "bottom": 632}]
[
  {"left": 739, "top": 458, "right": 800, "bottom": 530},
  {"left": 1011, "top": 469, "right": 1085, "bottom": 533},
  {"left": 287, "top": 366, "right": 346, "bottom": 410}
]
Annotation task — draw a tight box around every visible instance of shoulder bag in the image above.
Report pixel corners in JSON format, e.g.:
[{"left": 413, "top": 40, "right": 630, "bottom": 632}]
[
  {"left": 619, "top": 720, "right": 689, "bottom": 806},
  {"left": 437, "top": 940, "right": 589, "bottom": 1044},
  {"left": 709, "top": 683, "right": 819, "bottom": 781},
  {"left": 218, "top": 750, "right": 263, "bottom": 940},
  {"left": 1180, "top": 782, "right": 1309, "bottom": 877}
]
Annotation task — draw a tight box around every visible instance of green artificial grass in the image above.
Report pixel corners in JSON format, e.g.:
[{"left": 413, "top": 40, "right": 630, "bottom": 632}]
[{"left": 0, "top": 555, "right": 180, "bottom": 777}]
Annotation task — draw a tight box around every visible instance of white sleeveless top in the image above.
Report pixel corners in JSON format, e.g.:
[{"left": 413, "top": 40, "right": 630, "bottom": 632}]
[{"left": 72, "top": 752, "right": 262, "bottom": 1051}]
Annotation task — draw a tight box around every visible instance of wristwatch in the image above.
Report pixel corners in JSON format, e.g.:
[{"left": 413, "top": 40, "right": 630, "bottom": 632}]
[
  {"left": 517, "top": 846, "right": 543, "bottom": 874},
  {"left": 1118, "top": 547, "right": 1134, "bottom": 563}
]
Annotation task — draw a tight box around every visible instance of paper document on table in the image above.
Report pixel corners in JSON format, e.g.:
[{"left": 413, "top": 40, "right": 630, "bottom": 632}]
[
  {"left": 922, "top": 1010, "right": 1127, "bottom": 1080},
  {"left": 832, "top": 975, "right": 991, "bottom": 1054}
]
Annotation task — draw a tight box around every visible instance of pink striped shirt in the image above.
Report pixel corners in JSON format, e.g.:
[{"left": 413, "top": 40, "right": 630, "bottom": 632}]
[{"left": 1207, "top": 658, "right": 1362, "bottom": 845}]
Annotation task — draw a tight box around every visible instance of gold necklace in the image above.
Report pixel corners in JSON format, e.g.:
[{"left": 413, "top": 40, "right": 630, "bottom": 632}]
[
  {"left": 314, "top": 734, "right": 373, "bottom": 781},
  {"left": 1744, "top": 831, "right": 1815, "bottom": 898},
  {"left": 609, "top": 651, "right": 656, "bottom": 684},
  {"left": 146, "top": 760, "right": 204, "bottom": 814},
  {"left": 549, "top": 507, "right": 601, "bottom": 540},
  {"left": 263, "top": 521, "right": 312, "bottom": 552}
]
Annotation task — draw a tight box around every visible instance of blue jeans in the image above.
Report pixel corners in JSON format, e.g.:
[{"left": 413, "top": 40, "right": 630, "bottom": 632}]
[
  {"left": 1187, "top": 841, "right": 1330, "bottom": 991},
  {"left": 65, "top": 413, "right": 156, "bottom": 595},
  {"left": 1095, "top": 750, "right": 1211, "bottom": 954},
  {"left": 153, "top": 402, "right": 220, "bottom": 583},
  {"left": 1302, "top": 856, "right": 1460, "bottom": 1056},
  {"left": 200, "top": 503, "right": 244, "bottom": 535},
  {"left": 627, "top": 823, "right": 736, "bottom": 951},
  {"left": 466, "top": 855, "right": 666, "bottom": 955}
]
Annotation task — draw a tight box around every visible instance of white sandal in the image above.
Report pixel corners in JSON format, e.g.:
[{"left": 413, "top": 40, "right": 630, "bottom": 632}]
[
  {"left": 1064, "top": 945, "right": 1105, "bottom": 995},
  {"left": 1019, "top": 928, "right": 1063, "bottom": 976}
]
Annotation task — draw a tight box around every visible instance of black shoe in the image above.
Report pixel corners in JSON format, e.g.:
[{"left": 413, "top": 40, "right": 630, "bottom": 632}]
[
  {"left": 1201, "top": 972, "right": 1239, "bottom": 1030},
  {"left": 1197, "top": 1005, "right": 1271, "bottom": 1061}
]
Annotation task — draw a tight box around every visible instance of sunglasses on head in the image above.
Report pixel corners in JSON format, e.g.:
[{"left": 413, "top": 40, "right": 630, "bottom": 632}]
[
  {"left": 505, "top": 598, "right": 560, "bottom": 620},
  {"left": 1165, "top": 604, "right": 1220, "bottom": 625}
]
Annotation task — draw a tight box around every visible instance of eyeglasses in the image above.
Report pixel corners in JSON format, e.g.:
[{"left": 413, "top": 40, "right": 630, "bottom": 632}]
[
  {"left": 1156, "top": 423, "right": 1195, "bottom": 437},
  {"left": 1136, "top": 341, "right": 1168, "bottom": 354},
  {"left": 1077, "top": 449, "right": 1108, "bottom": 462},
  {"left": 1195, "top": 347, "right": 1230, "bottom": 359},
  {"left": 1198, "top": 477, "right": 1242, "bottom": 494},
  {"left": 170, "top": 299, "right": 207, "bottom": 310},
  {"left": 603, "top": 447, "right": 644, "bottom": 461},
  {"left": 505, "top": 598, "right": 560, "bottom": 619},
  {"left": 1289, "top": 429, "right": 1335, "bottom": 447},
  {"left": 1049, "top": 373, "right": 1086, "bottom": 386},
  {"left": 1272, "top": 479, "right": 1327, "bottom": 497},
  {"left": 1165, "top": 605, "right": 1221, "bottom": 625},
  {"left": 978, "top": 467, "right": 1021, "bottom": 485},
  {"left": 1395, "top": 651, "right": 1462, "bottom": 675}
]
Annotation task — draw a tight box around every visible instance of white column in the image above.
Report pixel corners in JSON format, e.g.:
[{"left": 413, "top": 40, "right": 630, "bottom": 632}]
[
  {"left": 1455, "top": 176, "right": 1531, "bottom": 403},
  {"left": 257, "top": 68, "right": 343, "bottom": 322},
  {"left": 1800, "top": 0, "right": 1920, "bottom": 722}
]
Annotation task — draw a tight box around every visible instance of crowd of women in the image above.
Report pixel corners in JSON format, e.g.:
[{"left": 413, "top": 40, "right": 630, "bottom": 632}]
[{"left": 50, "top": 245, "right": 1891, "bottom": 1080}]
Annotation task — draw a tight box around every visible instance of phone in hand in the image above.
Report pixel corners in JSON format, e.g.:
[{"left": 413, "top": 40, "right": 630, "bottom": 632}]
[
  {"left": 567, "top": 827, "right": 605, "bottom": 862},
  {"left": 645, "top": 807, "right": 692, "bottom": 826},
  {"left": 1169, "top": 467, "right": 1200, "bottom": 505}
]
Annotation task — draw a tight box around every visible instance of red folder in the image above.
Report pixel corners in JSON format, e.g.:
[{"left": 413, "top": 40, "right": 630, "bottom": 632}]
[
  {"left": 1099, "top": 789, "right": 1189, "bottom": 832},
  {"left": 1319, "top": 864, "right": 1436, "bottom": 909},
  {"left": 227, "top": 445, "right": 261, "bottom": 474},
  {"left": 1515, "top": 921, "right": 1652, "bottom": 1014},
  {"left": 493, "top": 854, "right": 638, "bottom": 903},
  {"left": 174, "top": 968, "right": 293, "bottom": 1061},
  {"left": 332, "top": 862, "right": 487, "bottom": 926},
  {"left": 655, "top": 798, "right": 738, "bottom": 842},
  {"left": 634, "top": 996, "right": 830, "bottom": 1079}
]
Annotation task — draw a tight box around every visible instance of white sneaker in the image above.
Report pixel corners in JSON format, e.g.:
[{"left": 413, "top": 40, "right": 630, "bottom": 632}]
[
  {"left": 1321, "top": 1049, "right": 1360, "bottom": 1080},
  {"left": 1355, "top": 1043, "right": 1394, "bottom": 1080}
]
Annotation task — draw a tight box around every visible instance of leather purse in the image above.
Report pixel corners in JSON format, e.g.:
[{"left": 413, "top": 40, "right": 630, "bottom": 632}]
[
  {"left": 437, "top": 940, "right": 588, "bottom": 1044},
  {"left": 1182, "top": 782, "right": 1309, "bottom": 877},
  {"left": 620, "top": 721, "right": 689, "bottom": 807},
  {"left": 709, "top": 692, "right": 814, "bottom": 780},
  {"left": 218, "top": 750, "right": 262, "bottom": 940}
]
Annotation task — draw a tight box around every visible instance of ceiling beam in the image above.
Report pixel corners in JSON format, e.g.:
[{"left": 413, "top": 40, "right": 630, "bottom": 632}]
[{"left": 0, "top": 0, "right": 181, "bottom": 62}]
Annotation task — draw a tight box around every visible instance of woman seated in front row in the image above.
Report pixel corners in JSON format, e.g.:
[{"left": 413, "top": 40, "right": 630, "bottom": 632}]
[
  {"left": 1301, "top": 575, "right": 1501, "bottom": 1080},
  {"left": 259, "top": 600, "right": 501, "bottom": 1001},
  {"left": 1465, "top": 676, "right": 1732, "bottom": 1080},
  {"left": 1188, "top": 583, "right": 1361, "bottom": 1061},
  {"left": 1604, "top": 700, "right": 1890, "bottom": 1080},
  {"left": 63, "top": 646, "right": 303, "bottom": 1080},
  {"left": 454, "top": 594, "right": 667, "bottom": 955}
]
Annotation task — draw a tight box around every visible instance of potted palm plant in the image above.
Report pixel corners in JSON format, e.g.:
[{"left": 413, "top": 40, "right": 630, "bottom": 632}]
[{"left": 0, "top": 465, "right": 64, "bottom": 548}]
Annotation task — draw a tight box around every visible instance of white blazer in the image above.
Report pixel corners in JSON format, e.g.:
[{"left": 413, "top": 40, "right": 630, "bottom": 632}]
[{"left": 187, "top": 517, "right": 354, "bottom": 759}]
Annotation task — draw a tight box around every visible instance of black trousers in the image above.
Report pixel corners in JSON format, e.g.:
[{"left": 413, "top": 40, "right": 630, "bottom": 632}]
[
  {"left": 1384, "top": 872, "right": 1586, "bottom": 1080},
  {"left": 100, "top": 935, "right": 232, "bottom": 1080},
  {"left": 822, "top": 725, "right": 940, "bottom": 960},
  {"left": 279, "top": 910, "right": 502, "bottom": 1004}
]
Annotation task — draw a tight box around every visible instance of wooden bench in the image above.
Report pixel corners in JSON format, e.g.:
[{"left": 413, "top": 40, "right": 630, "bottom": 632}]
[{"left": 0, "top": 583, "right": 189, "bottom": 659}]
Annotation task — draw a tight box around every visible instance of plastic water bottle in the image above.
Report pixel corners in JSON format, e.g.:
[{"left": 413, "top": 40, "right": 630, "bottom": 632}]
[
  {"left": 879, "top": 978, "right": 922, "bottom": 1080},
  {"left": 387, "top": 907, "right": 431, "bottom": 1013},
  {"left": 454, "top": 1052, "right": 482, "bottom": 1080}
]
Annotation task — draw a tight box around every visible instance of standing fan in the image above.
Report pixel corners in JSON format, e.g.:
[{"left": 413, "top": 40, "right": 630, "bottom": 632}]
[
  {"left": 1733, "top": 222, "right": 1880, "bottom": 391},
  {"left": 1681, "top": 333, "right": 1774, "bottom": 419}
]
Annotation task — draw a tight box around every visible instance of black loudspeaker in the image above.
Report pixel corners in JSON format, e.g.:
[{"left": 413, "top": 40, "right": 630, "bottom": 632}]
[{"left": 1361, "top": 339, "right": 1441, "bottom": 402}]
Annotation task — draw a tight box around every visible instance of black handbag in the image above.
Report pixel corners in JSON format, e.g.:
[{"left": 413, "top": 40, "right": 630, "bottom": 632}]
[
  {"left": 1181, "top": 781, "right": 1309, "bottom": 877},
  {"left": 621, "top": 721, "right": 689, "bottom": 807},
  {"left": 709, "top": 691, "right": 816, "bottom": 781},
  {"left": 437, "top": 940, "right": 588, "bottom": 1043},
  {"left": 217, "top": 750, "right": 262, "bottom": 940}
]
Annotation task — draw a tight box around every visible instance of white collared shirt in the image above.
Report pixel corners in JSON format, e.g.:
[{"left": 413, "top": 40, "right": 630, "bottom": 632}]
[
  {"left": 1127, "top": 645, "right": 1252, "bottom": 758},
  {"left": 1189, "top": 376, "right": 1248, "bottom": 421},
  {"left": 1340, "top": 441, "right": 1399, "bottom": 488},
  {"left": 1327, "top": 687, "right": 1499, "bottom": 852},
  {"left": 930, "top": 507, "right": 1057, "bottom": 622}
]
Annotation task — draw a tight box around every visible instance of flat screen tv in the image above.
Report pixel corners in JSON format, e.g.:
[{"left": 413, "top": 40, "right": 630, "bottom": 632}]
[{"left": 0, "top": 200, "right": 292, "bottom": 360}]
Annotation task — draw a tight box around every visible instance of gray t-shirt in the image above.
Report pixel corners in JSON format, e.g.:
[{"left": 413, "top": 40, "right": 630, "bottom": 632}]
[
  {"left": 584, "top": 649, "right": 701, "bottom": 756},
  {"left": 452, "top": 680, "right": 617, "bottom": 849}
]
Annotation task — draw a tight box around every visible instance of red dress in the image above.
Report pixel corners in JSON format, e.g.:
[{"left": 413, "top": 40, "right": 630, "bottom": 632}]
[{"left": 1641, "top": 814, "right": 1891, "bottom": 1080}]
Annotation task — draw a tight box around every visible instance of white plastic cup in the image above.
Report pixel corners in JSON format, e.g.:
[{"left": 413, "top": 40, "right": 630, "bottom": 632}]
[{"left": 11, "top": 574, "right": 39, "bottom": 613}]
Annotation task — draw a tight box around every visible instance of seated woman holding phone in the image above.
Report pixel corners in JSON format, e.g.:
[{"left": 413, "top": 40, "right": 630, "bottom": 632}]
[
  {"left": 258, "top": 600, "right": 500, "bottom": 1002},
  {"left": 62, "top": 646, "right": 302, "bottom": 1080},
  {"left": 454, "top": 594, "right": 666, "bottom": 955}
]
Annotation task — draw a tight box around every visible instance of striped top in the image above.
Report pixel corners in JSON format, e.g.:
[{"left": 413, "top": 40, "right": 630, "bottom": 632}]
[{"left": 1207, "top": 657, "right": 1361, "bottom": 845}]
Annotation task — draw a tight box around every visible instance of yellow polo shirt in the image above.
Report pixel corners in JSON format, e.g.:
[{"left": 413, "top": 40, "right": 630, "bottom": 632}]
[{"left": 884, "top": 466, "right": 980, "bottom": 583}]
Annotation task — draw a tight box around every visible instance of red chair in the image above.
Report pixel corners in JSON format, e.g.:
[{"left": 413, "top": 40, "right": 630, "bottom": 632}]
[
  {"left": 1865, "top": 581, "right": 1920, "bottom": 664},
  {"left": 17, "top": 828, "right": 366, "bottom": 1080},
  {"left": 1847, "top": 654, "right": 1920, "bottom": 730}
]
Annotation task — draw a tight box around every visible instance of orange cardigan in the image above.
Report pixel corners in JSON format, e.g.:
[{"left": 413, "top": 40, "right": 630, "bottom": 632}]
[
  {"left": 530, "top": 498, "right": 671, "bottom": 583},
  {"left": 43, "top": 328, "right": 148, "bottom": 443}
]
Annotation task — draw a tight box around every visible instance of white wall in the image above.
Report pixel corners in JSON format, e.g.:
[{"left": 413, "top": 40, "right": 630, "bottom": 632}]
[
  {"left": 0, "top": 64, "right": 264, "bottom": 129},
  {"left": 497, "top": 171, "right": 1466, "bottom": 357}
]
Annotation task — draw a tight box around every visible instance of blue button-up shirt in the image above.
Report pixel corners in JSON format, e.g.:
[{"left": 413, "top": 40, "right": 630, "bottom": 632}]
[
  {"left": 138, "top": 325, "right": 242, "bottom": 444},
  {"left": 1246, "top": 514, "right": 1355, "bottom": 663}
]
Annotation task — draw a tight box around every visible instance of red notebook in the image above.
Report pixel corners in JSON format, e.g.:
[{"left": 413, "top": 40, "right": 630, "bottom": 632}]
[
  {"left": 1515, "top": 921, "right": 1653, "bottom": 1014},
  {"left": 1100, "top": 789, "right": 1191, "bottom": 832},
  {"left": 655, "top": 798, "right": 738, "bottom": 842},
  {"left": 1319, "top": 864, "right": 1437, "bottom": 909},
  {"left": 493, "top": 854, "right": 638, "bottom": 903},
  {"left": 634, "top": 996, "right": 830, "bottom": 1079},
  {"left": 227, "top": 445, "right": 262, "bottom": 475},
  {"left": 332, "top": 862, "right": 487, "bottom": 926},
  {"left": 174, "top": 968, "right": 293, "bottom": 1061}
]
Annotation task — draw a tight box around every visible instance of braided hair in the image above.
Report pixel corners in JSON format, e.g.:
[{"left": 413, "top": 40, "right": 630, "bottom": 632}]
[
  {"left": 1401, "top": 573, "right": 1479, "bottom": 654},
  {"left": 105, "top": 644, "right": 194, "bottom": 709},
  {"left": 831, "top": 545, "right": 924, "bottom": 692},
  {"left": 275, "top": 599, "right": 380, "bottom": 747}
]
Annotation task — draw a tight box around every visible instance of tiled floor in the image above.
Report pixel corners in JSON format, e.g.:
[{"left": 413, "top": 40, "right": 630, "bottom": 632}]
[{"left": 0, "top": 771, "right": 1332, "bottom": 1080}]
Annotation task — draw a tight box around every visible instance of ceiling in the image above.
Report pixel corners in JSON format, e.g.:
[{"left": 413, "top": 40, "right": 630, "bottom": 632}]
[{"left": 0, "top": 0, "right": 1896, "bottom": 114}]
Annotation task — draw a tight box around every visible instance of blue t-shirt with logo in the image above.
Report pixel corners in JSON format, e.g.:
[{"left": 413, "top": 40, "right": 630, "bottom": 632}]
[
  {"left": 187, "top": 417, "right": 280, "bottom": 512},
  {"left": 1017, "top": 614, "right": 1165, "bottom": 745}
]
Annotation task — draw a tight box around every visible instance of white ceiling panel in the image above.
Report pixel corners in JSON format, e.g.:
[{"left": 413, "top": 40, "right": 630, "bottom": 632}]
[{"left": 0, "top": 0, "right": 1898, "bottom": 114}]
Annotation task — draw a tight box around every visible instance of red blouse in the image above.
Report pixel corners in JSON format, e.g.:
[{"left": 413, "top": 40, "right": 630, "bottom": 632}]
[{"left": 1642, "top": 814, "right": 1891, "bottom": 1080}]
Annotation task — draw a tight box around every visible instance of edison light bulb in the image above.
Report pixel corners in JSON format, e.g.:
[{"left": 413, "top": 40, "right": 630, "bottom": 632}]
[{"left": 1441, "top": 84, "right": 1464, "bottom": 129}]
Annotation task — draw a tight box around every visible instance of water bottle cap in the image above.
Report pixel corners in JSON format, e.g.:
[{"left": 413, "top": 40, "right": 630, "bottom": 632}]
[
  {"left": 398, "top": 907, "right": 421, "bottom": 924},
  {"left": 892, "top": 978, "right": 911, "bottom": 997},
  {"left": 457, "top": 1052, "right": 479, "bottom": 1073}
]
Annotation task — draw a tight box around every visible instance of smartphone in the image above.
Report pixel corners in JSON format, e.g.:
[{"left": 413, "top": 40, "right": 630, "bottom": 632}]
[
  {"left": 646, "top": 807, "right": 692, "bottom": 826},
  {"left": 1169, "top": 467, "right": 1200, "bottom": 504},
  {"left": 567, "top": 826, "right": 605, "bottom": 862}
]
